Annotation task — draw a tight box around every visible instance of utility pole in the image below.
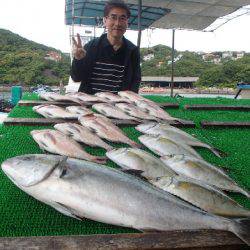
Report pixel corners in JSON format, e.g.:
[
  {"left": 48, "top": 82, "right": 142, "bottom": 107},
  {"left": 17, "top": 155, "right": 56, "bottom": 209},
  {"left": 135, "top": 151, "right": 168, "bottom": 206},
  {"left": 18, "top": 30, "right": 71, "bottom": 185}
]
[{"left": 170, "top": 29, "right": 175, "bottom": 97}]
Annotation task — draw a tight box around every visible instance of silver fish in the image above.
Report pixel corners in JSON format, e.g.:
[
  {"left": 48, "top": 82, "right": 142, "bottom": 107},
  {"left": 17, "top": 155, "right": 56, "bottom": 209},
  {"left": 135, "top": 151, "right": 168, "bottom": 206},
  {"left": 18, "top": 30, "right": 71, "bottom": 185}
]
[
  {"left": 106, "top": 148, "right": 176, "bottom": 179},
  {"left": 66, "top": 106, "right": 93, "bottom": 116},
  {"left": 115, "top": 103, "right": 158, "bottom": 121},
  {"left": 66, "top": 92, "right": 103, "bottom": 103},
  {"left": 30, "top": 129, "right": 106, "bottom": 164},
  {"left": 118, "top": 90, "right": 154, "bottom": 103},
  {"left": 33, "top": 105, "right": 78, "bottom": 119},
  {"left": 39, "top": 92, "right": 73, "bottom": 102},
  {"left": 152, "top": 176, "right": 250, "bottom": 217},
  {"left": 135, "top": 100, "right": 183, "bottom": 123},
  {"left": 79, "top": 114, "right": 141, "bottom": 148},
  {"left": 92, "top": 103, "right": 140, "bottom": 121},
  {"left": 139, "top": 134, "right": 202, "bottom": 159},
  {"left": 160, "top": 154, "right": 250, "bottom": 198},
  {"left": 54, "top": 123, "right": 113, "bottom": 151},
  {"left": 95, "top": 92, "right": 132, "bottom": 103},
  {"left": 106, "top": 148, "right": 250, "bottom": 217},
  {"left": 2, "top": 154, "right": 250, "bottom": 245},
  {"left": 136, "top": 122, "right": 226, "bottom": 158}
]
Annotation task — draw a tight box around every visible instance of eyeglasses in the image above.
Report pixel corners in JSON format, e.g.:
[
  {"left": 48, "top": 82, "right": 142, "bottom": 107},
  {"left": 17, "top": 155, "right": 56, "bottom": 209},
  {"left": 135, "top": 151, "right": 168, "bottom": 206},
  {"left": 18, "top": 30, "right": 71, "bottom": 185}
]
[{"left": 106, "top": 14, "right": 128, "bottom": 23}]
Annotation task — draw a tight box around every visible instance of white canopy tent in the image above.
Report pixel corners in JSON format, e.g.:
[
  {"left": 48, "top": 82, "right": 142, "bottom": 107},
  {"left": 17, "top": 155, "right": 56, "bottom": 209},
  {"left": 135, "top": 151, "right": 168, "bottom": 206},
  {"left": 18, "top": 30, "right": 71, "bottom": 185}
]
[
  {"left": 65, "top": 0, "right": 250, "bottom": 93},
  {"left": 124, "top": 0, "right": 250, "bottom": 31}
]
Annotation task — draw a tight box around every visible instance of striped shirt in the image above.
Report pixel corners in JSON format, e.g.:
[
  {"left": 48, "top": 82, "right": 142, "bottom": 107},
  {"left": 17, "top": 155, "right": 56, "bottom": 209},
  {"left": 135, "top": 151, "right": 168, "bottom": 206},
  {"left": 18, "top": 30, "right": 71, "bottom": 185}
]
[
  {"left": 89, "top": 61, "right": 124, "bottom": 93},
  {"left": 87, "top": 35, "right": 126, "bottom": 94}
]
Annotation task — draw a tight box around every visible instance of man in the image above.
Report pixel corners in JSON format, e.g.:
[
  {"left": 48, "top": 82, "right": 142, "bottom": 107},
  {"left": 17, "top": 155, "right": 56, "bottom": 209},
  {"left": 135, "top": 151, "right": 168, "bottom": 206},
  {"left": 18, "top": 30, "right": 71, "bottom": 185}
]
[{"left": 71, "top": 0, "right": 141, "bottom": 94}]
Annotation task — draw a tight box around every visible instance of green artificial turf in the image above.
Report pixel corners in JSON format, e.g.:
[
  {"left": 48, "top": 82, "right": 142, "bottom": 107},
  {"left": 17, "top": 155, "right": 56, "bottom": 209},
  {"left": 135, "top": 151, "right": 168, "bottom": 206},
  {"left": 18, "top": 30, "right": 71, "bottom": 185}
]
[{"left": 0, "top": 93, "right": 249, "bottom": 237}]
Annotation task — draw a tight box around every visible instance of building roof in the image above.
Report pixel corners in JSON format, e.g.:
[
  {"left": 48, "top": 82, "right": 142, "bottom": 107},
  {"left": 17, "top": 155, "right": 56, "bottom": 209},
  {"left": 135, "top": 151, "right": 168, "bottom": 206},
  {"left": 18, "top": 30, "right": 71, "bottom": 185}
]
[
  {"left": 142, "top": 76, "right": 199, "bottom": 82},
  {"left": 65, "top": 0, "right": 250, "bottom": 31}
]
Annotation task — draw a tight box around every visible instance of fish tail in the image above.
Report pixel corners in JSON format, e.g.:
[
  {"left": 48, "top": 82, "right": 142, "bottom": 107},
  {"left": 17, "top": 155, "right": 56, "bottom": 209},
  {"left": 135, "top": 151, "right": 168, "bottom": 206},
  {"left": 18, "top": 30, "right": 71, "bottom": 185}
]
[
  {"left": 230, "top": 218, "right": 250, "bottom": 246},
  {"left": 176, "top": 118, "right": 186, "bottom": 125},
  {"left": 210, "top": 147, "right": 228, "bottom": 158},
  {"left": 239, "top": 188, "right": 250, "bottom": 199}
]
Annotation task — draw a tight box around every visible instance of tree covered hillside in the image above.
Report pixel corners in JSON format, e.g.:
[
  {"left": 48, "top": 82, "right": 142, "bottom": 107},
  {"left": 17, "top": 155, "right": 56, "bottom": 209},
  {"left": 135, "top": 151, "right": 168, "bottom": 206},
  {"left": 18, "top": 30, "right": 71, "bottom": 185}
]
[
  {"left": 141, "top": 45, "right": 250, "bottom": 88},
  {"left": 141, "top": 45, "right": 213, "bottom": 77},
  {"left": 0, "top": 29, "right": 70, "bottom": 86}
]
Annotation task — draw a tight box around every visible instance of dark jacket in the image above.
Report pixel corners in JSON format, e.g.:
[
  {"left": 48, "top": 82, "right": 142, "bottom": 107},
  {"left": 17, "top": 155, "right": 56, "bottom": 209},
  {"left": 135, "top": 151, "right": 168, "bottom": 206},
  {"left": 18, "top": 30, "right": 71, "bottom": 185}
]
[{"left": 71, "top": 33, "right": 141, "bottom": 93}]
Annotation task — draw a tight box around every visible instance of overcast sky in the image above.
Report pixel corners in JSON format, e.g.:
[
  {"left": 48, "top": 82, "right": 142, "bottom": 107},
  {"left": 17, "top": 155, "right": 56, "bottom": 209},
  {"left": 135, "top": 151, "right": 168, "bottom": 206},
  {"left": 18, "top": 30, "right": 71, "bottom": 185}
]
[{"left": 0, "top": 0, "right": 250, "bottom": 53}]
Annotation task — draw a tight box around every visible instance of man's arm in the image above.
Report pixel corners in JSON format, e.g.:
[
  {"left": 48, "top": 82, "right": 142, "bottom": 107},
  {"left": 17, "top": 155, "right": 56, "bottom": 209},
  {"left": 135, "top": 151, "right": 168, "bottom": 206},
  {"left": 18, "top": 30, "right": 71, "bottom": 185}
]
[
  {"left": 130, "top": 47, "right": 141, "bottom": 93},
  {"left": 71, "top": 55, "right": 87, "bottom": 82}
]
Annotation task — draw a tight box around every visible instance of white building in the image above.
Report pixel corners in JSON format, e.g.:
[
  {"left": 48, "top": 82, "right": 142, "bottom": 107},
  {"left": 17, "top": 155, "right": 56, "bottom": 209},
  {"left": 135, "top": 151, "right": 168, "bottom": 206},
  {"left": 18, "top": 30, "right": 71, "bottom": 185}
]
[
  {"left": 236, "top": 51, "right": 244, "bottom": 59},
  {"left": 213, "top": 57, "right": 221, "bottom": 64},
  {"left": 222, "top": 51, "right": 233, "bottom": 59},
  {"left": 143, "top": 53, "right": 154, "bottom": 61}
]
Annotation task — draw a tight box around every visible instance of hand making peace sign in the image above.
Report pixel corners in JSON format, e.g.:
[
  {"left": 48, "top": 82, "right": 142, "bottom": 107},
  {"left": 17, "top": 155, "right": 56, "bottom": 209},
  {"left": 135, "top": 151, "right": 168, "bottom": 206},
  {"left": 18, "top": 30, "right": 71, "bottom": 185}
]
[{"left": 72, "top": 33, "right": 86, "bottom": 60}]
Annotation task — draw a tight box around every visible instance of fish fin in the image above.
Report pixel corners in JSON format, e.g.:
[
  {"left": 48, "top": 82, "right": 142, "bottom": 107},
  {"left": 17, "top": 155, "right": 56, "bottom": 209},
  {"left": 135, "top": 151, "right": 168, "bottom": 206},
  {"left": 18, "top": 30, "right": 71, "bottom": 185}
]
[
  {"left": 122, "top": 169, "right": 144, "bottom": 175},
  {"left": 175, "top": 118, "right": 187, "bottom": 125},
  {"left": 69, "top": 124, "right": 81, "bottom": 133},
  {"left": 55, "top": 202, "right": 85, "bottom": 221},
  {"left": 88, "top": 127, "right": 97, "bottom": 134},
  {"left": 210, "top": 147, "right": 228, "bottom": 158},
  {"left": 44, "top": 132, "right": 57, "bottom": 145},
  {"left": 38, "top": 141, "right": 49, "bottom": 151},
  {"left": 150, "top": 117, "right": 161, "bottom": 122},
  {"left": 237, "top": 189, "right": 250, "bottom": 199},
  {"left": 158, "top": 119, "right": 171, "bottom": 125},
  {"left": 123, "top": 107, "right": 132, "bottom": 112},
  {"left": 230, "top": 218, "right": 250, "bottom": 246},
  {"left": 59, "top": 169, "right": 67, "bottom": 178},
  {"left": 58, "top": 156, "right": 69, "bottom": 178},
  {"left": 44, "top": 111, "right": 54, "bottom": 118},
  {"left": 122, "top": 169, "right": 148, "bottom": 181},
  {"left": 100, "top": 109, "right": 108, "bottom": 115}
]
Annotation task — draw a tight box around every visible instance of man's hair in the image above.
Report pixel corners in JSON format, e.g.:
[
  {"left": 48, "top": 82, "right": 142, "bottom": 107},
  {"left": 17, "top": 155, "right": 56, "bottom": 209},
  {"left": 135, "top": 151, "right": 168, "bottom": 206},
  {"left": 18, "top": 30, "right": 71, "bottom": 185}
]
[{"left": 104, "top": 0, "right": 131, "bottom": 18}]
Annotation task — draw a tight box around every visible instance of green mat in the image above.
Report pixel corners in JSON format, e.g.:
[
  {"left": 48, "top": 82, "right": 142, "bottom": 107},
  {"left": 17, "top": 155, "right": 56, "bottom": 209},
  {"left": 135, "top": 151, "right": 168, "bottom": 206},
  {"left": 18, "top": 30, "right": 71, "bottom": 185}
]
[{"left": 0, "top": 93, "right": 249, "bottom": 237}]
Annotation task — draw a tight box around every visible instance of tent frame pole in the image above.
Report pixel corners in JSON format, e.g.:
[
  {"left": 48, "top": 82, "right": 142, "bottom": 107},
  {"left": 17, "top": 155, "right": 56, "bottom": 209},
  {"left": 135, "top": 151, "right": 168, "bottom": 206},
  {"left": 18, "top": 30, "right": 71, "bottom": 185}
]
[
  {"left": 170, "top": 29, "right": 175, "bottom": 97},
  {"left": 137, "top": 0, "right": 142, "bottom": 47}
]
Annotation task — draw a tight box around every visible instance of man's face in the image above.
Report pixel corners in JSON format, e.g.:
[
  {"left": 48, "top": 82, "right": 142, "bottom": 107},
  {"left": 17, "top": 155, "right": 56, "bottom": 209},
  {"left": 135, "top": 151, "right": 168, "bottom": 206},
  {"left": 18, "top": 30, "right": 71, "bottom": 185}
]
[{"left": 103, "top": 7, "right": 128, "bottom": 39}]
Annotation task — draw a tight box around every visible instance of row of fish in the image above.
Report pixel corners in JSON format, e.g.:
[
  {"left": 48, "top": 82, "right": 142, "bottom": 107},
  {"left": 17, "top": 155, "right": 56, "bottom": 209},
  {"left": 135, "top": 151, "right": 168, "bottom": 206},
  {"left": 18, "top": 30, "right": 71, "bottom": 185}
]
[
  {"left": 31, "top": 113, "right": 226, "bottom": 161},
  {"left": 1, "top": 154, "right": 250, "bottom": 245},
  {"left": 38, "top": 91, "right": 183, "bottom": 123},
  {"left": 106, "top": 148, "right": 250, "bottom": 217},
  {"left": 31, "top": 113, "right": 141, "bottom": 163},
  {"left": 40, "top": 90, "right": 152, "bottom": 104}
]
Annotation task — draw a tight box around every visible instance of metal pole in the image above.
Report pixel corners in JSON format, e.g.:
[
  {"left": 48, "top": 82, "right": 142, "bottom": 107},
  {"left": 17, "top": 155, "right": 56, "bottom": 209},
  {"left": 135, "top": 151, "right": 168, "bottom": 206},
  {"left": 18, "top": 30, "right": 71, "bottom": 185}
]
[
  {"left": 69, "top": 0, "right": 75, "bottom": 62},
  {"left": 170, "top": 29, "right": 175, "bottom": 97},
  {"left": 72, "top": 0, "right": 75, "bottom": 38},
  {"left": 137, "top": 0, "right": 142, "bottom": 47}
]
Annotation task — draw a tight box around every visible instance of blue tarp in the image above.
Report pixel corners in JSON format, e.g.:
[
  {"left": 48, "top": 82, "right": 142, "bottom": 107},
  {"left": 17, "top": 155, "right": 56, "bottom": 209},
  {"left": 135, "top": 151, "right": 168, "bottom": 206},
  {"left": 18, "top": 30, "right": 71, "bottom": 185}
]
[{"left": 65, "top": 0, "right": 170, "bottom": 30}]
